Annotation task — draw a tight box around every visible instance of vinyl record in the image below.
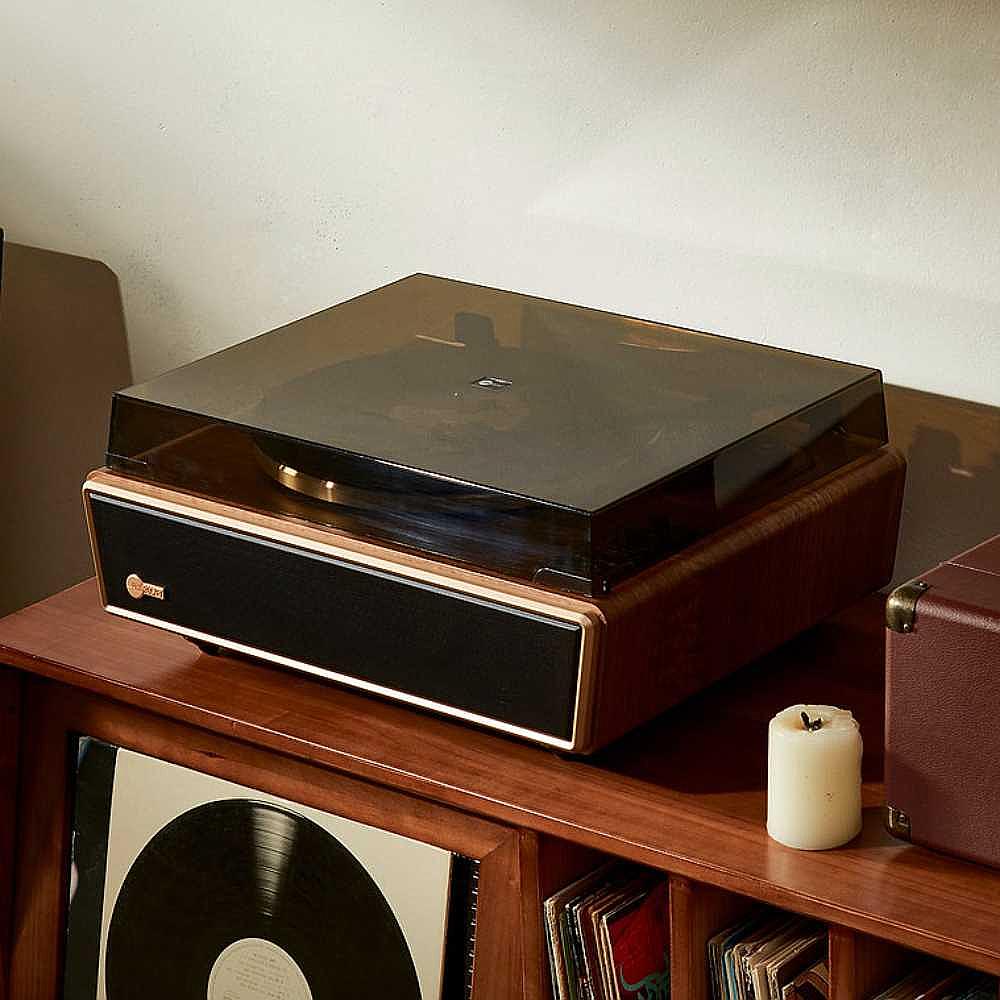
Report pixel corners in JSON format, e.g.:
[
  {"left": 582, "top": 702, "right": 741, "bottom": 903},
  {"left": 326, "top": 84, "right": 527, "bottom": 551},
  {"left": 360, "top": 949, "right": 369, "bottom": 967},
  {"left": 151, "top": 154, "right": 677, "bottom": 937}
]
[{"left": 105, "top": 799, "right": 422, "bottom": 999}]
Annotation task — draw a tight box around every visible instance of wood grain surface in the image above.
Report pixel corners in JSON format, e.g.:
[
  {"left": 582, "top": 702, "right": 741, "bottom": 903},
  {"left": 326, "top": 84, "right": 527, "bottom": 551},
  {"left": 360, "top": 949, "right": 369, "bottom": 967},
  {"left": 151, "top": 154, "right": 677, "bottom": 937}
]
[
  {"left": 6, "top": 679, "right": 533, "bottom": 1000},
  {"left": 590, "top": 445, "right": 905, "bottom": 748},
  {"left": 2, "top": 581, "right": 999, "bottom": 985},
  {"left": 532, "top": 837, "right": 608, "bottom": 1000},
  {"left": 0, "top": 671, "right": 20, "bottom": 1000},
  {"left": 7, "top": 681, "right": 72, "bottom": 1000},
  {"left": 84, "top": 444, "right": 904, "bottom": 753},
  {"left": 829, "top": 925, "right": 916, "bottom": 1000},
  {"left": 669, "top": 877, "right": 758, "bottom": 1000}
]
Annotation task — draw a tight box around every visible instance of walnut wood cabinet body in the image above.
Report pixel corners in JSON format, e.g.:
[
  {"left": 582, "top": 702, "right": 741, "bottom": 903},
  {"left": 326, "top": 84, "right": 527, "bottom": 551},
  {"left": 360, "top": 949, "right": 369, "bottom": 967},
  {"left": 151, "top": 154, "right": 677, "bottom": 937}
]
[{"left": 1, "top": 584, "right": 999, "bottom": 998}]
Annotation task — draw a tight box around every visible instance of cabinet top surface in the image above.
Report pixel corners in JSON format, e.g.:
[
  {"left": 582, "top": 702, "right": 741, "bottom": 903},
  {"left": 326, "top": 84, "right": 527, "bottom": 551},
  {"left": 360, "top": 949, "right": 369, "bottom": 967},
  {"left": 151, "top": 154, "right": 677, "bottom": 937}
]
[{"left": 1, "top": 581, "right": 997, "bottom": 973}]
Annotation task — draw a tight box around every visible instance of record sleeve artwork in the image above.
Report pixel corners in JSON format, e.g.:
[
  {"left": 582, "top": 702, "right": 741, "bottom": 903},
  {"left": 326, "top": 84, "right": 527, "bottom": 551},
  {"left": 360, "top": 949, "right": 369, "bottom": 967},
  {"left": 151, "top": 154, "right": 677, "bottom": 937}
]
[
  {"left": 63, "top": 740, "right": 475, "bottom": 999},
  {"left": 543, "top": 863, "right": 669, "bottom": 1000}
]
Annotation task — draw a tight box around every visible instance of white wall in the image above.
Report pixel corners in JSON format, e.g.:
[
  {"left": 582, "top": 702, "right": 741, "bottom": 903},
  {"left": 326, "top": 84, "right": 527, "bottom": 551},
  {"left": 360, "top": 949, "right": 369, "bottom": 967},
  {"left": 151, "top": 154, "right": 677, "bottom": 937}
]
[{"left": 1, "top": 1, "right": 997, "bottom": 403}]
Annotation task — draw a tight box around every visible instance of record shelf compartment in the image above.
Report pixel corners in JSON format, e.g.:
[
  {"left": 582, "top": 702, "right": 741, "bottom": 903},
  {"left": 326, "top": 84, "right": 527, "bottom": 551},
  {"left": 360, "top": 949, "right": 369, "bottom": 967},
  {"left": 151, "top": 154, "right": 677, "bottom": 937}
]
[
  {"left": 3, "top": 585, "right": 1000, "bottom": 999},
  {"left": 538, "top": 861, "right": 999, "bottom": 1000}
]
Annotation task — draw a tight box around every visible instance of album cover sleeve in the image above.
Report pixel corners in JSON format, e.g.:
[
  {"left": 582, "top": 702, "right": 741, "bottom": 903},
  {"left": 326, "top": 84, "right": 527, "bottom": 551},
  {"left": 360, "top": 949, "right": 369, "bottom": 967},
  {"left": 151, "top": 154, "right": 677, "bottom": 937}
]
[
  {"left": 590, "top": 878, "right": 655, "bottom": 1000},
  {"left": 62, "top": 737, "right": 474, "bottom": 1000},
  {"left": 764, "top": 933, "right": 825, "bottom": 1000},
  {"left": 544, "top": 863, "right": 619, "bottom": 1000},
  {"left": 605, "top": 879, "right": 669, "bottom": 999},
  {"left": 783, "top": 958, "right": 829, "bottom": 1000}
]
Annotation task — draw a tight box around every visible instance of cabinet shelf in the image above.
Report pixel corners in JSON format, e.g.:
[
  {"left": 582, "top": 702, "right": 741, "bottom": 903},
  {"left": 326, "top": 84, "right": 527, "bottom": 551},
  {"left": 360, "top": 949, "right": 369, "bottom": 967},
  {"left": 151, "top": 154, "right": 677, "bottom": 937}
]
[{"left": 538, "top": 860, "right": 996, "bottom": 999}]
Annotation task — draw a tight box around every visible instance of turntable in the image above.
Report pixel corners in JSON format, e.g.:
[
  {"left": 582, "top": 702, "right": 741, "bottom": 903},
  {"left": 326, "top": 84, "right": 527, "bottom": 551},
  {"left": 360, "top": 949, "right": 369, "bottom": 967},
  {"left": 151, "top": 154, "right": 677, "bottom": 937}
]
[{"left": 84, "top": 275, "right": 905, "bottom": 751}]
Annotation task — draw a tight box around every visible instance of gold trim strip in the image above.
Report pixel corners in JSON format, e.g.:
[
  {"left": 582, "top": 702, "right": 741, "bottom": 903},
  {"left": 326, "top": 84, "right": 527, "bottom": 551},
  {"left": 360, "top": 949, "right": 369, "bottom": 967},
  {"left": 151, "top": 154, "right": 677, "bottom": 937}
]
[
  {"left": 83, "top": 472, "right": 598, "bottom": 750},
  {"left": 82, "top": 480, "right": 108, "bottom": 608},
  {"left": 84, "top": 473, "right": 598, "bottom": 621}
]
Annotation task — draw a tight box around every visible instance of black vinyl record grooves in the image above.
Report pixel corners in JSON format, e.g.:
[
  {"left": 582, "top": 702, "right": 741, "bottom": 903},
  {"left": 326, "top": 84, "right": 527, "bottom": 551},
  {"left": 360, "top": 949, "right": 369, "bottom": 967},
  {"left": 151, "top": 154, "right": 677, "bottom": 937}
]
[{"left": 104, "top": 799, "right": 422, "bottom": 999}]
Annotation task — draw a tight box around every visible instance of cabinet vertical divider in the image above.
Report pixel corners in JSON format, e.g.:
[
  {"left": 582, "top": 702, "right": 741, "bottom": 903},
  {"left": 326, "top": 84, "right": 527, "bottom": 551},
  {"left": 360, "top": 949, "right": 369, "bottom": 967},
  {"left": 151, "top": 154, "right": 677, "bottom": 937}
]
[
  {"left": 9, "top": 679, "right": 73, "bottom": 1000},
  {"left": 668, "top": 875, "right": 696, "bottom": 1000},
  {"left": 828, "top": 925, "right": 857, "bottom": 1000},
  {"left": 669, "top": 875, "right": 759, "bottom": 1000},
  {"left": 517, "top": 831, "right": 545, "bottom": 1000},
  {"left": 532, "top": 837, "right": 608, "bottom": 1000},
  {"left": 829, "top": 925, "right": 921, "bottom": 1000}
]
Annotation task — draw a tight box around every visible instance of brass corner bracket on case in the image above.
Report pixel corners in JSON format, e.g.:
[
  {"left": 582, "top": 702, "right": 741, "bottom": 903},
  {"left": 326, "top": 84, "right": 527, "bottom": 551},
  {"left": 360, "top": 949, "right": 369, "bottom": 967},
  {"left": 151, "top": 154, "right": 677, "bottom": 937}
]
[
  {"left": 885, "top": 805, "right": 912, "bottom": 842},
  {"left": 885, "top": 579, "right": 929, "bottom": 633}
]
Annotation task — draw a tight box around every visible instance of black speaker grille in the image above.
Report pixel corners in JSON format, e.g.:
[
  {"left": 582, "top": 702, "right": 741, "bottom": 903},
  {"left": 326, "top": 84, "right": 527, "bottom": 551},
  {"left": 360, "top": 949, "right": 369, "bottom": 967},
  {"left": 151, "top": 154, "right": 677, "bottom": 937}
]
[{"left": 90, "top": 494, "right": 582, "bottom": 741}]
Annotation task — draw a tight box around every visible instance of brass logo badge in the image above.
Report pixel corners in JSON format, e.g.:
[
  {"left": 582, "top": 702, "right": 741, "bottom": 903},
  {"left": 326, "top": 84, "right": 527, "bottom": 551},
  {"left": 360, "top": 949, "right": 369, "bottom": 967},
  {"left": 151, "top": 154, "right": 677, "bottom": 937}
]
[{"left": 125, "top": 573, "right": 165, "bottom": 601}]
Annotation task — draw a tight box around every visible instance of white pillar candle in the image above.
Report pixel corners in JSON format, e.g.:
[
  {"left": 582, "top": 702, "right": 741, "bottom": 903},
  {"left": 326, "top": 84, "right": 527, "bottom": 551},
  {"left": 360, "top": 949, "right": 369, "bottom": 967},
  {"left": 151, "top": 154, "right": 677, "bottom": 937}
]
[{"left": 766, "top": 704, "right": 863, "bottom": 850}]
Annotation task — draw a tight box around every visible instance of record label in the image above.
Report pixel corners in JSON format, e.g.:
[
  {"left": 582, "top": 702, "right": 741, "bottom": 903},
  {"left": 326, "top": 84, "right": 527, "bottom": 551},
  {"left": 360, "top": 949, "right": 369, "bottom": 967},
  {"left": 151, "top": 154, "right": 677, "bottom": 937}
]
[{"left": 208, "top": 938, "right": 312, "bottom": 1000}]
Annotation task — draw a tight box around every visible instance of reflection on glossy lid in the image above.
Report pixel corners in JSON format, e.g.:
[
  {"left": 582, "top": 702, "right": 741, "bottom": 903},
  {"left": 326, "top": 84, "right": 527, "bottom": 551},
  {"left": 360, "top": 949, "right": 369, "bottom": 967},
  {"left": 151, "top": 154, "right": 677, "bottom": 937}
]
[{"left": 119, "top": 274, "right": 881, "bottom": 513}]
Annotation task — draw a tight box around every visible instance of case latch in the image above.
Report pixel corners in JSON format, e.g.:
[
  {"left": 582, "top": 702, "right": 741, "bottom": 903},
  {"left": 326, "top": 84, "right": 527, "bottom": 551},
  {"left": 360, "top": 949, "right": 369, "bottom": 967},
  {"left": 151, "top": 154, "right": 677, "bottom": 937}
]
[
  {"left": 885, "top": 804, "right": 912, "bottom": 842},
  {"left": 885, "top": 579, "right": 929, "bottom": 633}
]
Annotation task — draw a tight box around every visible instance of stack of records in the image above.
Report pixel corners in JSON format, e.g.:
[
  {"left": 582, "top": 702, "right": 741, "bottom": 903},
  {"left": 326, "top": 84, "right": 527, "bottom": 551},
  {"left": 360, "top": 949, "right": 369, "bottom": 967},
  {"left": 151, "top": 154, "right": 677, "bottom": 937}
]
[
  {"left": 543, "top": 863, "right": 669, "bottom": 1000},
  {"left": 871, "top": 961, "right": 997, "bottom": 1000},
  {"left": 708, "top": 908, "right": 827, "bottom": 1000}
]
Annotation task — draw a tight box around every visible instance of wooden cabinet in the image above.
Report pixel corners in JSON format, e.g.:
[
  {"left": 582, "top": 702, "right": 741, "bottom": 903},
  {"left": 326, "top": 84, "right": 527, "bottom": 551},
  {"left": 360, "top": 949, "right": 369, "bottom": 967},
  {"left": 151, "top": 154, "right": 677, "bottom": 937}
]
[
  {"left": 6, "top": 679, "right": 536, "bottom": 998},
  {"left": 1, "top": 583, "right": 999, "bottom": 998}
]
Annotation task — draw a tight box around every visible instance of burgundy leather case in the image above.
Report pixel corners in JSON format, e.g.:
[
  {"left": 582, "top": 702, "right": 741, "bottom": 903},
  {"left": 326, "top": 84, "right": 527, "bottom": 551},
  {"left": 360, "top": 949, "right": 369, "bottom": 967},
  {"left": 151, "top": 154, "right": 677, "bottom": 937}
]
[{"left": 885, "top": 533, "right": 1000, "bottom": 866}]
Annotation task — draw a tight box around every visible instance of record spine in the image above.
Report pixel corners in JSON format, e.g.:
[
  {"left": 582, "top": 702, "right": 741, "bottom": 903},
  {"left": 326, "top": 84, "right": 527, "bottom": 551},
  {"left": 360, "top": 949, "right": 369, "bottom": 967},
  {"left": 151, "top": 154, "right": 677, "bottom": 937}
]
[
  {"left": 466, "top": 863, "right": 479, "bottom": 1000},
  {"left": 441, "top": 856, "right": 480, "bottom": 1000}
]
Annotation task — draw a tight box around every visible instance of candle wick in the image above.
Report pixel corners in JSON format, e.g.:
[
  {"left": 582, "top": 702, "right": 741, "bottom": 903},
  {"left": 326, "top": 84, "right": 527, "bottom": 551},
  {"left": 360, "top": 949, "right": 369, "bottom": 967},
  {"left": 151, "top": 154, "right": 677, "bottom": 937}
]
[{"left": 800, "top": 711, "right": 823, "bottom": 732}]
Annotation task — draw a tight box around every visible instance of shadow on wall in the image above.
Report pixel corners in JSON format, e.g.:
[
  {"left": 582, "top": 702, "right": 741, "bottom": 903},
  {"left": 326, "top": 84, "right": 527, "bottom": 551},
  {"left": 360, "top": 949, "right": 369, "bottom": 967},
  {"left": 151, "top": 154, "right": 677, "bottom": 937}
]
[
  {"left": 886, "top": 385, "right": 1000, "bottom": 584},
  {"left": 0, "top": 237, "right": 132, "bottom": 617}
]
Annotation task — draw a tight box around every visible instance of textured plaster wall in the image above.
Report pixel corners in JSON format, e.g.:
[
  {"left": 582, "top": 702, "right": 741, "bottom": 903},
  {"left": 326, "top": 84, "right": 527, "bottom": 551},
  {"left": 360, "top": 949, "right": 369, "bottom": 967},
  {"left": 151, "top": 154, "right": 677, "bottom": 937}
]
[{"left": 1, "top": 1, "right": 997, "bottom": 403}]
